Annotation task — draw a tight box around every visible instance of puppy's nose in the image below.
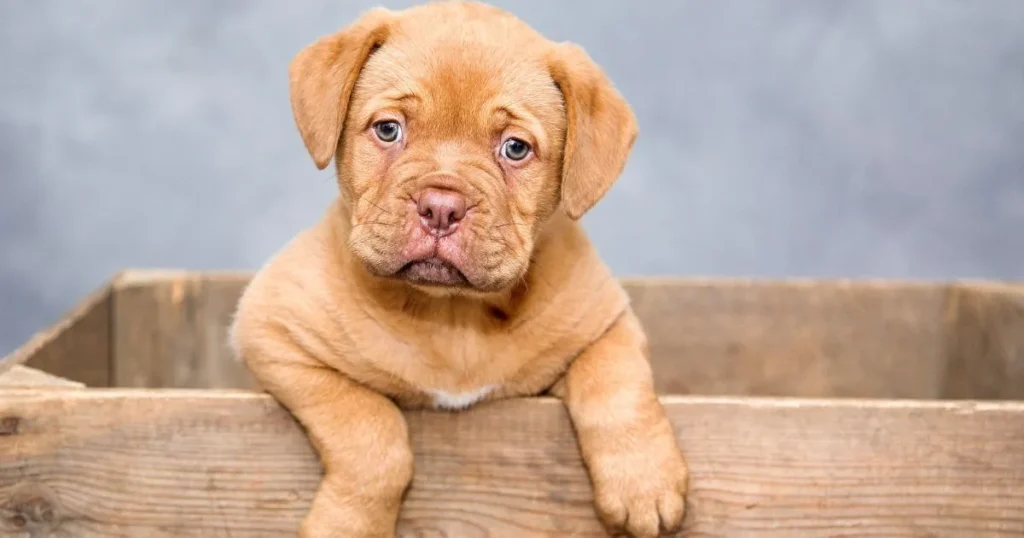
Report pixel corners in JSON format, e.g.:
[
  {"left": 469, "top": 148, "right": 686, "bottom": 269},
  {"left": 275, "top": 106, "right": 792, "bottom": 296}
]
[{"left": 417, "top": 188, "right": 467, "bottom": 235}]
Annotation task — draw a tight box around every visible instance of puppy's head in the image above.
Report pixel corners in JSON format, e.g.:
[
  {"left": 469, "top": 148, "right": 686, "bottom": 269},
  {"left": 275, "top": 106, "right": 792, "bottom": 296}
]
[{"left": 289, "top": 1, "right": 636, "bottom": 293}]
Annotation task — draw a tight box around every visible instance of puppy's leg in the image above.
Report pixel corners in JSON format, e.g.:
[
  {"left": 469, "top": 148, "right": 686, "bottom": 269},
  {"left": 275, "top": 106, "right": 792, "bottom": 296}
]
[
  {"left": 247, "top": 356, "right": 413, "bottom": 538},
  {"left": 551, "top": 310, "right": 689, "bottom": 538}
]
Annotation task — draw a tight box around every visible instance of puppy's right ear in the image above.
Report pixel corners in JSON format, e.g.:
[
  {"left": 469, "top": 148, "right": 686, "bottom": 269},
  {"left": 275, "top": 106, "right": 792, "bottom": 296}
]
[{"left": 289, "top": 8, "right": 394, "bottom": 170}]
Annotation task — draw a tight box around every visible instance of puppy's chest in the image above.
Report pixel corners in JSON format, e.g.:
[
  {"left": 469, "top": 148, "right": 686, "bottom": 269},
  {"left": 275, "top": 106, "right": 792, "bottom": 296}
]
[
  {"left": 423, "top": 383, "right": 498, "bottom": 411},
  {"left": 407, "top": 340, "right": 519, "bottom": 410},
  {"left": 369, "top": 329, "right": 566, "bottom": 410}
]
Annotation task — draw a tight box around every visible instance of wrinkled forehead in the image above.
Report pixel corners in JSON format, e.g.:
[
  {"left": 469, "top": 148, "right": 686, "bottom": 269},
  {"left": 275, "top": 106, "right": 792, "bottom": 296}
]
[{"left": 351, "top": 21, "right": 565, "bottom": 136}]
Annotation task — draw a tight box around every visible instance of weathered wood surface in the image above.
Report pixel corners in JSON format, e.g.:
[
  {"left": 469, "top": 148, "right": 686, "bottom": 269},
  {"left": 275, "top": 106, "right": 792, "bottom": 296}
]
[
  {"left": 1, "top": 389, "right": 1022, "bottom": 537},
  {"left": 943, "top": 282, "right": 1024, "bottom": 399},
  {"left": 6, "top": 270, "right": 1024, "bottom": 398},
  {"left": 111, "top": 271, "right": 256, "bottom": 390},
  {"left": 0, "top": 366, "right": 83, "bottom": 388},
  {"left": 628, "top": 279, "right": 952, "bottom": 398},
  {"left": 1, "top": 282, "right": 111, "bottom": 387},
  {"left": 103, "top": 271, "right": 1024, "bottom": 398}
]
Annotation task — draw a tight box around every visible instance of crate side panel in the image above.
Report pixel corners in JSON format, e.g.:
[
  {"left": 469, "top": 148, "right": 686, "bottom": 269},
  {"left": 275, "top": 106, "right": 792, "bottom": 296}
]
[
  {"left": 629, "top": 280, "right": 950, "bottom": 398},
  {"left": 943, "top": 283, "right": 1024, "bottom": 399},
  {"left": 108, "top": 273, "right": 958, "bottom": 396},
  {"left": 112, "top": 276, "right": 256, "bottom": 389},
  {"left": 1, "top": 390, "right": 1022, "bottom": 536}
]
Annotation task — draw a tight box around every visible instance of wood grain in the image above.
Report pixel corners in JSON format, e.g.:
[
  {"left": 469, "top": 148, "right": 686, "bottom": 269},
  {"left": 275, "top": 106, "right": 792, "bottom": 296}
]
[
  {"left": 1, "top": 281, "right": 112, "bottom": 387},
  {"left": 627, "top": 279, "right": 953, "bottom": 398},
  {"left": 111, "top": 271, "right": 257, "bottom": 390},
  {"left": 942, "top": 282, "right": 1024, "bottom": 399},
  {"left": 96, "top": 271, "right": 1003, "bottom": 398},
  {"left": 0, "top": 366, "right": 84, "bottom": 388},
  {"left": 1, "top": 389, "right": 1022, "bottom": 537},
  {"left": 8, "top": 271, "right": 1024, "bottom": 399}
]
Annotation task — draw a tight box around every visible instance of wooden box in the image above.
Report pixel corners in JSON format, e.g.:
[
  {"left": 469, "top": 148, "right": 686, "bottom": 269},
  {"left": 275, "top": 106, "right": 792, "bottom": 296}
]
[{"left": 2, "top": 270, "right": 1023, "bottom": 536}]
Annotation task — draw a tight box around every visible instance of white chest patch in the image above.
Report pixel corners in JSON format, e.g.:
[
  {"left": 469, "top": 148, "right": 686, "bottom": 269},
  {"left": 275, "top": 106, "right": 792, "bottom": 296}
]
[{"left": 428, "top": 384, "right": 497, "bottom": 411}]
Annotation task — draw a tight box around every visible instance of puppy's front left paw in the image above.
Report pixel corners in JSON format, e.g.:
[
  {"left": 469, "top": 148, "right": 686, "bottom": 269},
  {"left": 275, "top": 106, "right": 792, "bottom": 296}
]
[{"left": 586, "top": 437, "right": 689, "bottom": 537}]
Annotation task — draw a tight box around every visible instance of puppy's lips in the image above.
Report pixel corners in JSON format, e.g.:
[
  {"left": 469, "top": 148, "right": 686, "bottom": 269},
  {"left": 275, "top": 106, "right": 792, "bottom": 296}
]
[{"left": 397, "top": 257, "right": 470, "bottom": 287}]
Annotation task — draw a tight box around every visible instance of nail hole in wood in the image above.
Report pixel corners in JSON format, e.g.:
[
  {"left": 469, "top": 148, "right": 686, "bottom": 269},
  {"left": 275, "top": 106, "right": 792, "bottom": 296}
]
[{"left": 0, "top": 417, "right": 20, "bottom": 436}]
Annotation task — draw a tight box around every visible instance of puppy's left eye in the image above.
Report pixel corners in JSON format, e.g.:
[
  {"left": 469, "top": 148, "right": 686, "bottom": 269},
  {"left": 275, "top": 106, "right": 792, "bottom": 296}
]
[
  {"left": 501, "top": 138, "right": 531, "bottom": 161},
  {"left": 373, "top": 121, "right": 402, "bottom": 143}
]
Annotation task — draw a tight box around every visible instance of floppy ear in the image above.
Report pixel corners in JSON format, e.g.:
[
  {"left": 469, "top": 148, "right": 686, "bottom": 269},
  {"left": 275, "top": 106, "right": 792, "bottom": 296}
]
[
  {"left": 289, "top": 8, "right": 394, "bottom": 170},
  {"left": 548, "top": 43, "right": 639, "bottom": 220}
]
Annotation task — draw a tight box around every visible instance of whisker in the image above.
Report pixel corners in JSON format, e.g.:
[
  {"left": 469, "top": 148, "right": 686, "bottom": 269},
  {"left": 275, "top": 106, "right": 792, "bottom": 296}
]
[
  {"left": 322, "top": 170, "right": 399, "bottom": 219},
  {"left": 351, "top": 221, "right": 400, "bottom": 229},
  {"left": 482, "top": 231, "right": 521, "bottom": 257},
  {"left": 346, "top": 236, "right": 389, "bottom": 257},
  {"left": 490, "top": 221, "right": 529, "bottom": 229},
  {"left": 485, "top": 223, "right": 528, "bottom": 252},
  {"left": 363, "top": 197, "right": 395, "bottom": 217}
]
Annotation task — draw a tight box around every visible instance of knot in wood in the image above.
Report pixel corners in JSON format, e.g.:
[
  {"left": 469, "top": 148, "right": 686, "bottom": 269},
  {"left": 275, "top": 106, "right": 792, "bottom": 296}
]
[
  {"left": 1, "top": 482, "right": 61, "bottom": 534},
  {"left": 0, "top": 416, "right": 20, "bottom": 436}
]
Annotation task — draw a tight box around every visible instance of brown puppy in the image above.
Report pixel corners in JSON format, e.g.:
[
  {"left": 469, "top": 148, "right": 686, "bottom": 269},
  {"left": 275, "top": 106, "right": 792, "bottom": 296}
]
[{"left": 230, "top": 2, "right": 689, "bottom": 537}]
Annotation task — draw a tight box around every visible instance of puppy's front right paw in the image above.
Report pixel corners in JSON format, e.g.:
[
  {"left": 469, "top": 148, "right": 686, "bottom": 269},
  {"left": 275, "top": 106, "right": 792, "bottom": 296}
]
[{"left": 586, "top": 432, "right": 689, "bottom": 537}]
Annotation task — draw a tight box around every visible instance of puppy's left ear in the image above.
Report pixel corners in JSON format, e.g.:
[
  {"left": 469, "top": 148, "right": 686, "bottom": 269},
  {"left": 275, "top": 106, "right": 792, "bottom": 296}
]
[
  {"left": 289, "top": 8, "right": 394, "bottom": 170},
  {"left": 549, "top": 43, "right": 638, "bottom": 219}
]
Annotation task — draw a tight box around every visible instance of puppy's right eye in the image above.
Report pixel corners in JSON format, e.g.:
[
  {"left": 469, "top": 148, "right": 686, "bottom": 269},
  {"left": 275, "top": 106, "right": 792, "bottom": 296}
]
[{"left": 373, "top": 121, "right": 402, "bottom": 144}]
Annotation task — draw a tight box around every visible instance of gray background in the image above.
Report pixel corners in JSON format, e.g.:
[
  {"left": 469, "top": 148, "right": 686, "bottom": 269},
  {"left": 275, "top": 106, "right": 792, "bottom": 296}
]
[{"left": 2, "top": 0, "right": 1023, "bottom": 355}]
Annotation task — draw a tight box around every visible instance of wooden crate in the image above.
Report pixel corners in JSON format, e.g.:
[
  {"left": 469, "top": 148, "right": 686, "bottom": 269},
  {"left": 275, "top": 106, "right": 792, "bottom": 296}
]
[{"left": 2, "top": 269, "right": 1023, "bottom": 537}]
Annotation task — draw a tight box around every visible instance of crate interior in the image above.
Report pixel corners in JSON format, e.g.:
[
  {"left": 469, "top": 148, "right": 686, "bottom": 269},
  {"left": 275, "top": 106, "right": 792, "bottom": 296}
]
[{"left": 14, "top": 272, "right": 1024, "bottom": 400}]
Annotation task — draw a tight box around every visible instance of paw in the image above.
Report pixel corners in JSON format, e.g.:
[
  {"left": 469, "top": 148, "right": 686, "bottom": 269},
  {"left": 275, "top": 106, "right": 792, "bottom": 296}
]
[{"left": 587, "top": 440, "right": 689, "bottom": 537}]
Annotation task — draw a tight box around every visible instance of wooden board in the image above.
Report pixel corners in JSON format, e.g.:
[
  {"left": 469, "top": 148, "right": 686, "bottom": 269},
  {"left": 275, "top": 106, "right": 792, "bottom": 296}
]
[
  {"left": 0, "top": 366, "right": 84, "bottom": 388},
  {"left": 627, "top": 279, "right": 952, "bottom": 398},
  {"left": 1, "top": 389, "right": 1022, "bottom": 537},
  {"left": 942, "top": 282, "right": 1024, "bottom": 399},
  {"left": 102, "top": 271, "right": 1024, "bottom": 398},
  {"left": 111, "top": 271, "right": 257, "bottom": 390},
  {"left": 6, "top": 270, "right": 1024, "bottom": 399}
]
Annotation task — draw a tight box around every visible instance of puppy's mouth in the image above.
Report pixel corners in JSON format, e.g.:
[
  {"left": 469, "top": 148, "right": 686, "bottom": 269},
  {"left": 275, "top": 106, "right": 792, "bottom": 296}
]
[{"left": 396, "top": 257, "right": 469, "bottom": 287}]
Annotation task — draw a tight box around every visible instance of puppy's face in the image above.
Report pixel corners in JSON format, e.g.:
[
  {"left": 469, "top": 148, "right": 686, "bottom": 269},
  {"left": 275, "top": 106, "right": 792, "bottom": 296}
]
[
  {"left": 289, "top": 2, "right": 637, "bottom": 293},
  {"left": 339, "top": 22, "right": 566, "bottom": 293}
]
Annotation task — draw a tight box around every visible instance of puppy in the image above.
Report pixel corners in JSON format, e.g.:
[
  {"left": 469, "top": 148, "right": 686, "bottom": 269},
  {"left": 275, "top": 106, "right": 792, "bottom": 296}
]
[{"left": 230, "top": 2, "right": 689, "bottom": 537}]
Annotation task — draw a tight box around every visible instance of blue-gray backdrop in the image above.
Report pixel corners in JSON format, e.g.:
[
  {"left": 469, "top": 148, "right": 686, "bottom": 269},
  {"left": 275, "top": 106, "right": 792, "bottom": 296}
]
[{"left": 2, "top": 0, "right": 1023, "bottom": 354}]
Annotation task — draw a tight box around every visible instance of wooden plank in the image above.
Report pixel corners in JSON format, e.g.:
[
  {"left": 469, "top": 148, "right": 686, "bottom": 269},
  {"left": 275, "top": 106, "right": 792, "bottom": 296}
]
[
  {"left": 99, "top": 271, "right": 958, "bottom": 397},
  {"left": 0, "top": 366, "right": 84, "bottom": 388},
  {"left": 942, "top": 282, "right": 1024, "bottom": 399},
  {"left": 1, "top": 389, "right": 1022, "bottom": 537},
  {"left": 627, "top": 278, "right": 953, "bottom": 398},
  {"left": 1, "top": 281, "right": 112, "bottom": 387},
  {"left": 73, "top": 270, "right": 1024, "bottom": 398},
  {"left": 111, "top": 271, "right": 257, "bottom": 390}
]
